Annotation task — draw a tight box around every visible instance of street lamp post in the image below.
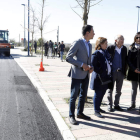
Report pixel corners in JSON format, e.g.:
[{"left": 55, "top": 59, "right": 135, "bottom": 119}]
[
  {"left": 136, "top": 6, "right": 140, "bottom": 32},
  {"left": 21, "top": 4, "right": 26, "bottom": 49},
  {"left": 28, "top": 0, "right": 30, "bottom": 56}
]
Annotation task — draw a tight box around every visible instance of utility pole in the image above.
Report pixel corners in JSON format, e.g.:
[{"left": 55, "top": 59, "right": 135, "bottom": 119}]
[
  {"left": 136, "top": 6, "right": 140, "bottom": 32},
  {"left": 19, "top": 34, "right": 20, "bottom": 46},
  {"left": 21, "top": 4, "right": 26, "bottom": 49},
  {"left": 57, "top": 26, "right": 59, "bottom": 45},
  {"left": 28, "top": 0, "right": 30, "bottom": 56}
]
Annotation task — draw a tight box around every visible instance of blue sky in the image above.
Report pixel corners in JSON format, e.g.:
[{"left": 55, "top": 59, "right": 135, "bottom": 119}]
[{"left": 1, "top": 0, "right": 140, "bottom": 44}]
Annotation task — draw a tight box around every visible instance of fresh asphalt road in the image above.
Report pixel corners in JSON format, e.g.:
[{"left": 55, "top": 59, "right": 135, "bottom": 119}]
[{"left": 0, "top": 55, "right": 64, "bottom": 140}]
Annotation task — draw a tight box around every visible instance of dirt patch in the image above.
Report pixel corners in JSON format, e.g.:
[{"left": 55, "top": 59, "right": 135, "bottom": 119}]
[{"left": 64, "top": 96, "right": 107, "bottom": 108}]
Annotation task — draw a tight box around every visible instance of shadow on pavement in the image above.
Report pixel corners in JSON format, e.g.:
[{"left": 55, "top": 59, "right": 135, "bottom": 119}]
[{"left": 77, "top": 109, "right": 140, "bottom": 138}]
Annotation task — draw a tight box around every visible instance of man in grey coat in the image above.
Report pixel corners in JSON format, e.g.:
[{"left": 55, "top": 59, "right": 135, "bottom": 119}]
[{"left": 66, "top": 25, "right": 95, "bottom": 125}]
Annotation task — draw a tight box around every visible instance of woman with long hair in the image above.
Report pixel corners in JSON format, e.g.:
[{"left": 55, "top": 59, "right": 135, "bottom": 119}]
[
  {"left": 90, "top": 37, "right": 112, "bottom": 118},
  {"left": 127, "top": 32, "right": 140, "bottom": 113}
]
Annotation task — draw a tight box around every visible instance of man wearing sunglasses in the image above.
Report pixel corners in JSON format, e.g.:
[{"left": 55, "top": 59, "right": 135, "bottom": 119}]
[
  {"left": 127, "top": 32, "right": 140, "bottom": 112},
  {"left": 106, "top": 35, "right": 127, "bottom": 112}
]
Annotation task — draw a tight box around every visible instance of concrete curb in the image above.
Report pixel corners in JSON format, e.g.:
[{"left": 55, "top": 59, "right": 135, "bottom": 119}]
[{"left": 12, "top": 56, "right": 76, "bottom": 140}]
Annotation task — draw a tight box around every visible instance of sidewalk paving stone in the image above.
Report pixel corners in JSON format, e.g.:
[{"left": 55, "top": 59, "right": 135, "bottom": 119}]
[{"left": 11, "top": 47, "right": 140, "bottom": 140}]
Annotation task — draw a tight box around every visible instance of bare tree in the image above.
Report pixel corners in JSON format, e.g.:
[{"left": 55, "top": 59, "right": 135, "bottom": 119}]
[
  {"left": 37, "top": 0, "right": 49, "bottom": 63},
  {"left": 20, "top": 5, "right": 37, "bottom": 56},
  {"left": 30, "top": 6, "right": 37, "bottom": 56},
  {"left": 71, "top": 0, "right": 103, "bottom": 25}
]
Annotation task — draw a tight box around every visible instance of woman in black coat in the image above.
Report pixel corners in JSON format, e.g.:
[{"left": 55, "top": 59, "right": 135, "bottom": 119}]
[
  {"left": 90, "top": 37, "right": 112, "bottom": 118},
  {"left": 127, "top": 32, "right": 140, "bottom": 112}
]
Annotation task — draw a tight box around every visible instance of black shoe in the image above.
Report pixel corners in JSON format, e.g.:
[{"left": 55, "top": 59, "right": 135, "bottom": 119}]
[
  {"left": 69, "top": 116, "right": 77, "bottom": 125},
  {"left": 127, "top": 105, "right": 135, "bottom": 111},
  {"left": 94, "top": 112, "right": 104, "bottom": 118},
  {"left": 114, "top": 106, "right": 124, "bottom": 111},
  {"left": 100, "top": 108, "right": 106, "bottom": 113},
  {"left": 77, "top": 113, "right": 91, "bottom": 120},
  {"left": 108, "top": 107, "right": 115, "bottom": 112}
]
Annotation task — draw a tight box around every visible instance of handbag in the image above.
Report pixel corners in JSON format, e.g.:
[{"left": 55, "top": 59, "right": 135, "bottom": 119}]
[{"left": 98, "top": 74, "right": 112, "bottom": 85}]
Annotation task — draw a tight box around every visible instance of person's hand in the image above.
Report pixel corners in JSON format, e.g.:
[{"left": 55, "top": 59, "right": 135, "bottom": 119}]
[
  {"left": 88, "top": 66, "right": 94, "bottom": 73},
  {"left": 89, "top": 68, "right": 94, "bottom": 73},
  {"left": 82, "top": 64, "right": 90, "bottom": 71},
  {"left": 134, "top": 68, "right": 140, "bottom": 74}
]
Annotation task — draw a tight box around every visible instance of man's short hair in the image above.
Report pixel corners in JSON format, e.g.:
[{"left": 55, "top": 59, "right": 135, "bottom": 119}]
[{"left": 82, "top": 25, "right": 93, "bottom": 36}]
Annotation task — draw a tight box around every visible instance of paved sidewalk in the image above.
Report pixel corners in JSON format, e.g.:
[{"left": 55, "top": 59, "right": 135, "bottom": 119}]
[{"left": 11, "top": 47, "right": 140, "bottom": 140}]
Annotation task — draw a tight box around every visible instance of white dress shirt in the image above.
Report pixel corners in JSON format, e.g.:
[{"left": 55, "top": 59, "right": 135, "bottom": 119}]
[{"left": 115, "top": 45, "right": 123, "bottom": 54}]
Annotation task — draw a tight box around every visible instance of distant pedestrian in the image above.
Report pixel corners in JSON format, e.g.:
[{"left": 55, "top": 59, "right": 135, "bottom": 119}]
[
  {"left": 59, "top": 41, "right": 65, "bottom": 62},
  {"left": 58, "top": 42, "right": 61, "bottom": 58},
  {"left": 34, "top": 41, "right": 37, "bottom": 53},
  {"left": 53, "top": 42, "right": 58, "bottom": 57},
  {"left": 44, "top": 41, "right": 49, "bottom": 57},
  {"left": 49, "top": 40, "right": 53, "bottom": 57}
]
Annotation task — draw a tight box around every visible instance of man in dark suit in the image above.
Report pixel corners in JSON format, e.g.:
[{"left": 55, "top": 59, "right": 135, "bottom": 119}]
[
  {"left": 34, "top": 41, "right": 37, "bottom": 53},
  {"left": 107, "top": 35, "right": 127, "bottom": 112},
  {"left": 44, "top": 41, "right": 49, "bottom": 57},
  {"left": 49, "top": 40, "right": 53, "bottom": 57},
  {"left": 66, "top": 25, "right": 95, "bottom": 125},
  {"left": 59, "top": 41, "right": 65, "bottom": 62}
]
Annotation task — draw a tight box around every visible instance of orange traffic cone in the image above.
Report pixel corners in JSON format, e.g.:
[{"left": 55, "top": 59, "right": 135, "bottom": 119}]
[{"left": 39, "top": 59, "right": 45, "bottom": 71}]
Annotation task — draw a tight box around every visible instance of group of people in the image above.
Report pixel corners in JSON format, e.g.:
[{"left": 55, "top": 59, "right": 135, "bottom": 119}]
[
  {"left": 33, "top": 40, "right": 66, "bottom": 62},
  {"left": 66, "top": 25, "right": 140, "bottom": 125},
  {"left": 43, "top": 40, "right": 65, "bottom": 61}
]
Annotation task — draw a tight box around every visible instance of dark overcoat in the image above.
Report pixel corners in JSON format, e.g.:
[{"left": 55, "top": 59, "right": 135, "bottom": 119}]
[
  {"left": 90, "top": 50, "right": 112, "bottom": 90},
  {"left": 127, "top": 43, "right": 140, "bottom": 82}
]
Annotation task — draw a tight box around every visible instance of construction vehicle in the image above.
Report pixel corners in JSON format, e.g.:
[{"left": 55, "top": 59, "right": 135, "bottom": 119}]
[{"left": 0, "top": 30, "right": 11, "bottom": 56}]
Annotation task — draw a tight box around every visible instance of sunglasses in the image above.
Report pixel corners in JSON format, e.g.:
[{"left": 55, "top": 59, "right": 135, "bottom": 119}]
[{"left": 136, "top": 37, "right": 140, "bottom": 39}]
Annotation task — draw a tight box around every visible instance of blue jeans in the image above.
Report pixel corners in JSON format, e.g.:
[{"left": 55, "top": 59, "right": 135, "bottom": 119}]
[
  {"left": 93, "top": 87, "right": 107, "bottom": 112},
  {"left": 69, "top": 75, "right": 89, "bottom": 117},
  {"left": 60, "top": 51, "right": 64, "bottom": 60}
]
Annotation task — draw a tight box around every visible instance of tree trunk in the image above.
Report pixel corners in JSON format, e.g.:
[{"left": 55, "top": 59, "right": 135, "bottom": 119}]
[
  {"left": 41, "top": 30, "right": 43, "bottom": 63},
  {"left": 31, "top": 32, "right": 34, "bottom": 56},
  {"left": 83, "top": 0, "right": 88, "bottom": 25},
  {"left": 41, "top": 0, "right": 44, "bottom": 63}
]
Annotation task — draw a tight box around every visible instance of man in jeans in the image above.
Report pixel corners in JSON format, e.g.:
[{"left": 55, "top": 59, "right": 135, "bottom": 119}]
[
  {"left": 66, "top": 25, "right": 94, "bottom": 125},
  {"left": 107, "top": 35, "right": 127, "bottom": 112},
  {"left": 59, "top": 41, "right": 65, "bottom": 62}
]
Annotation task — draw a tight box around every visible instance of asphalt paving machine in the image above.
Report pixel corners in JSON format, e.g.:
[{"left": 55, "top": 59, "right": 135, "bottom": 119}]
[{"left": 0, "top": 30, "right": 11, "bottom": 56}]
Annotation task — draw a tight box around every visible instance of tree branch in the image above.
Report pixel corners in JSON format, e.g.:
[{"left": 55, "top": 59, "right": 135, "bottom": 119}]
[
  {"left": 43, "top": 15, "right": 50, "bottom": 27},
  {"left": 70, "top": 5, "right": 82, "bottom": 20},
  {"left": 90, "top": 0, "right": 103, "bottom": 7},
  {"left": 75, "top": 0, "right": 84, "bottom": 9},
  {"left": 87, "top": 0, "right": 90, "bottom": 14},
  {"left": 72, "top": 5, "right": 81, "bottom": 8}
]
